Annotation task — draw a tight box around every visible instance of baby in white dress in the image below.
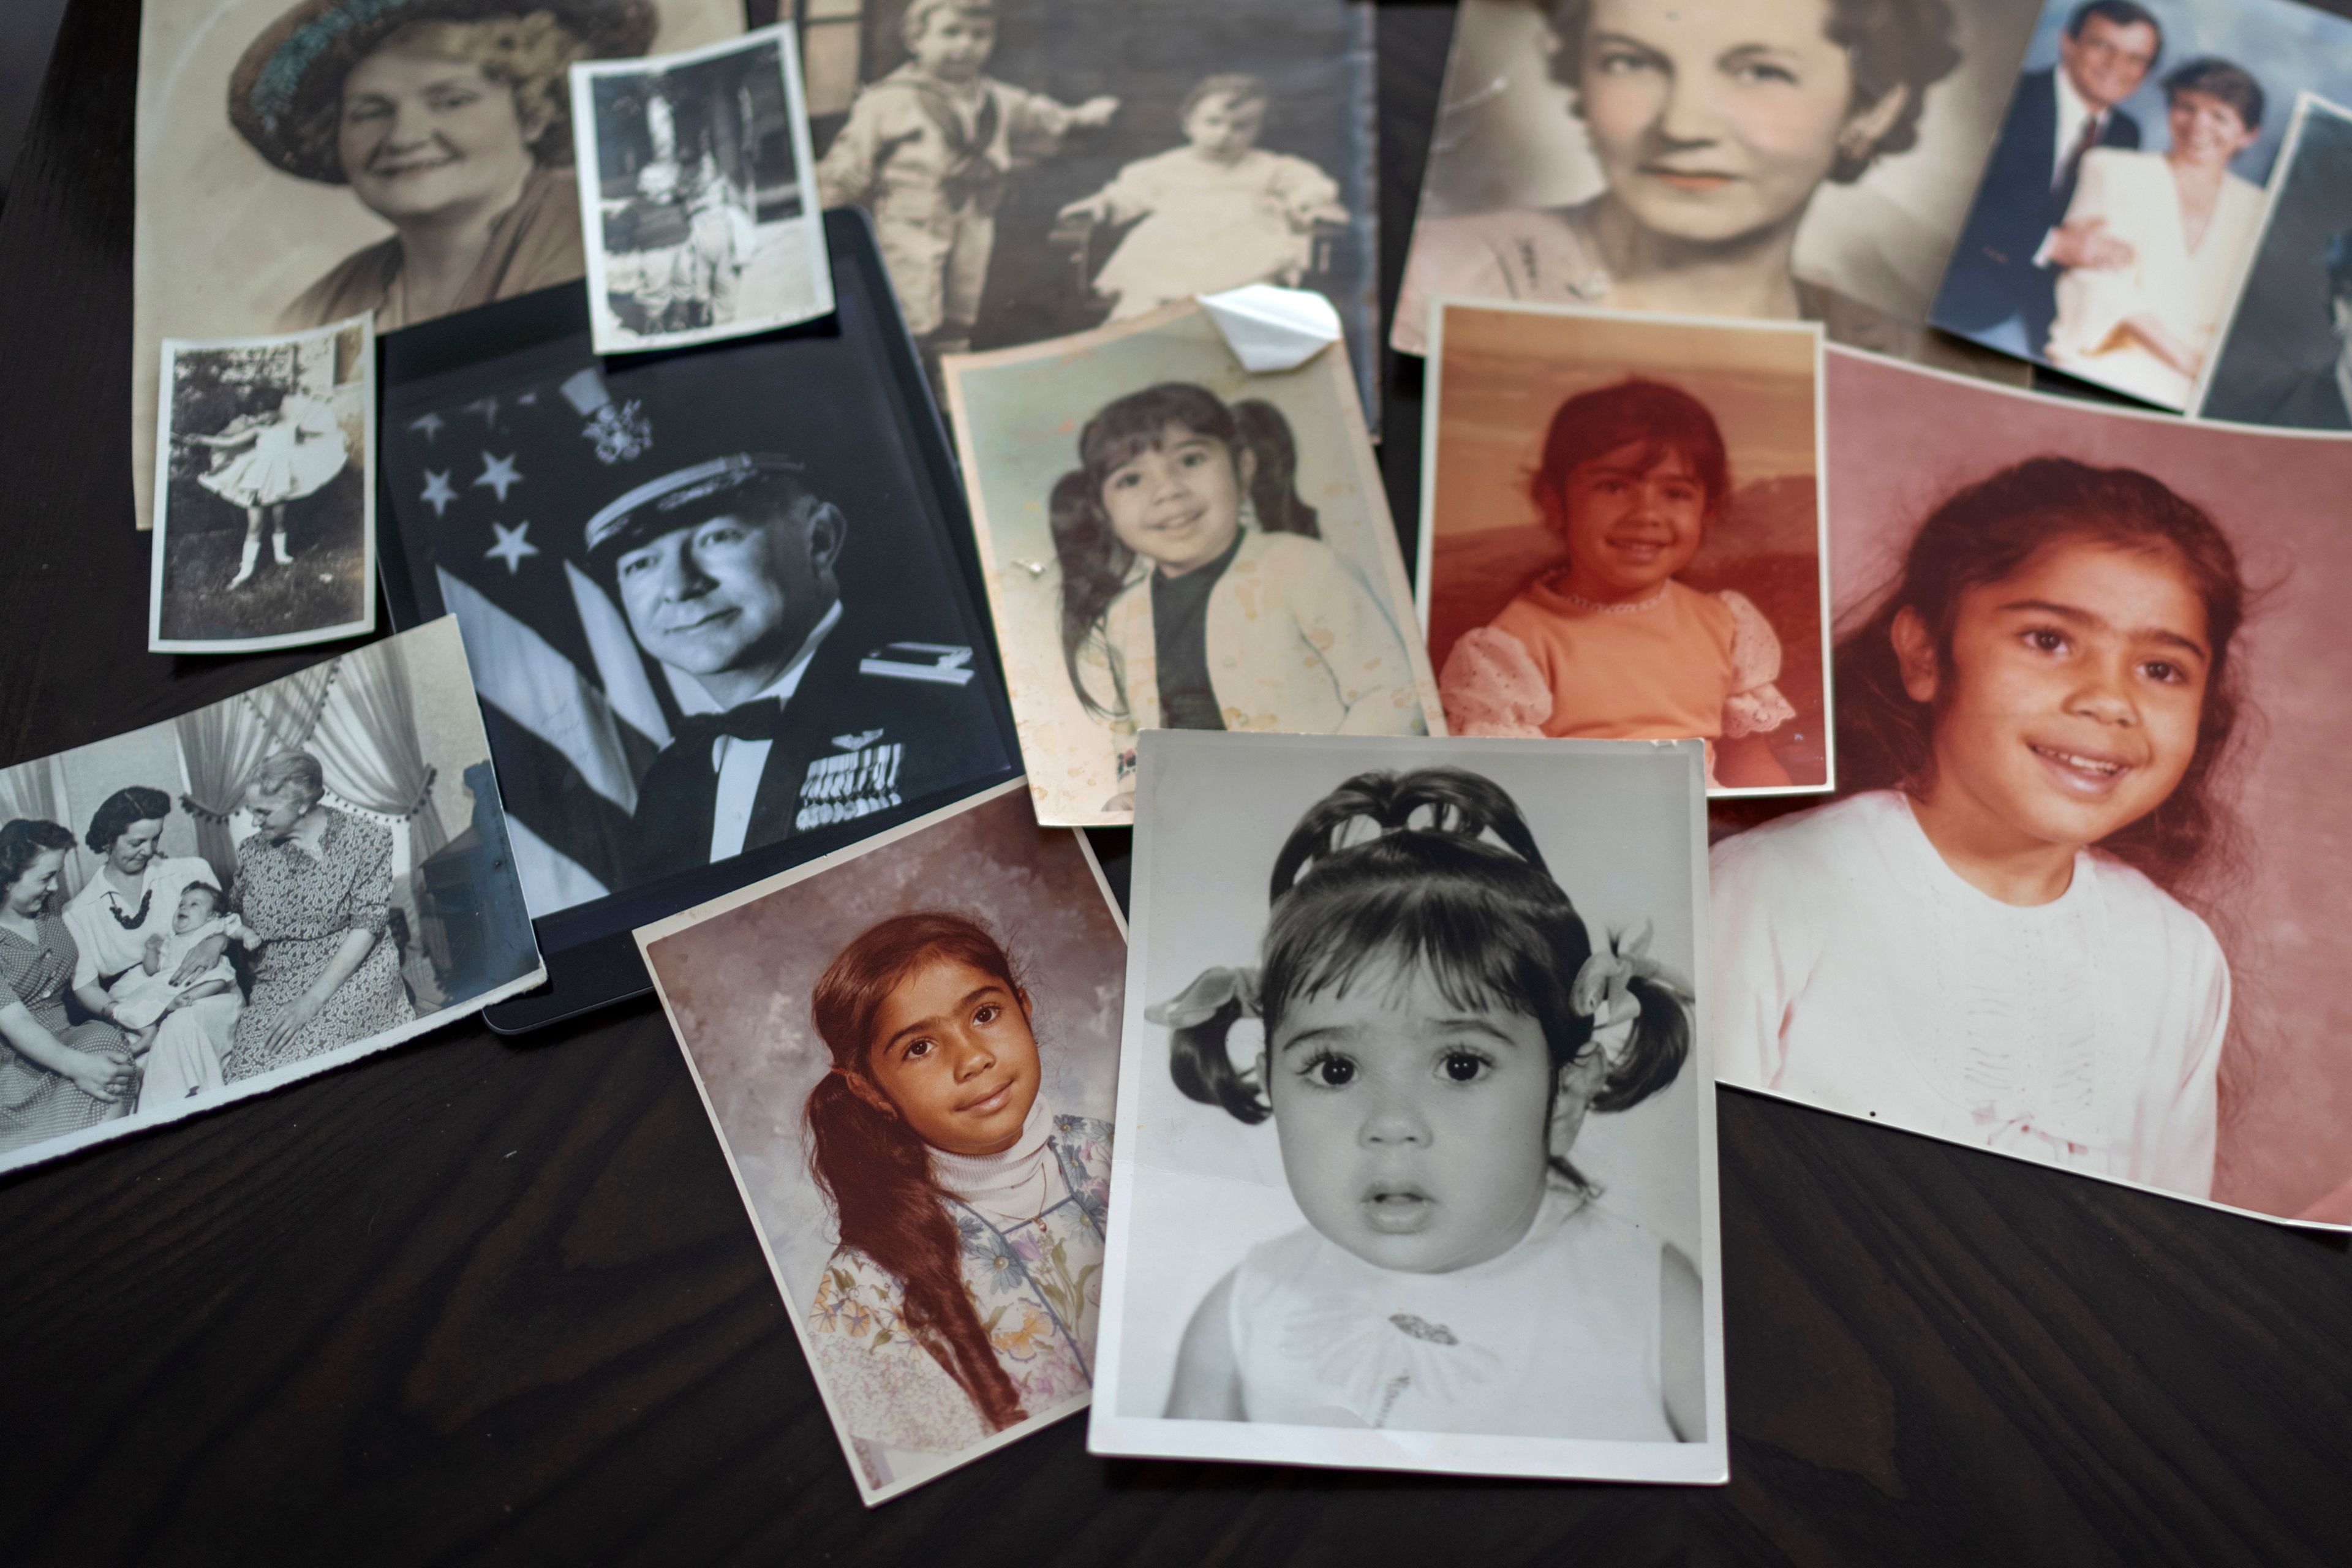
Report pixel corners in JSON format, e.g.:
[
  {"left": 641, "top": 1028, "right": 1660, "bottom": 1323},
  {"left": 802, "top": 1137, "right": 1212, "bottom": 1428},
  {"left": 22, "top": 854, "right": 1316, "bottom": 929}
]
[
  {"left": 1151, "top": 767, "right": 1705, "bottom": 1441},
  {"left": 111, "top": 883, "right": 252, "bottom": 1104},
  {"left": 1060, "top": 74, "right": 1348, "bottom": 319}
]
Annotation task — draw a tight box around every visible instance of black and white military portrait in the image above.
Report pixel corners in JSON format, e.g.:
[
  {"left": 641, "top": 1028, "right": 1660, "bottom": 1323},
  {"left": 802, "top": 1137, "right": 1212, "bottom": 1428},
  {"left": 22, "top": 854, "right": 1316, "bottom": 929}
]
[
  {"left": 2198, "top": 94, "right": 2352, "bottom": 430},
  {"left": 380, "top": 327, "right": 1014, "bottom": 918},
  {"left": 571, "top": 23, "right": 835, "bottom": 353},
  {"left": 150, "top": 314, "right": 376, "bottom": 654}
]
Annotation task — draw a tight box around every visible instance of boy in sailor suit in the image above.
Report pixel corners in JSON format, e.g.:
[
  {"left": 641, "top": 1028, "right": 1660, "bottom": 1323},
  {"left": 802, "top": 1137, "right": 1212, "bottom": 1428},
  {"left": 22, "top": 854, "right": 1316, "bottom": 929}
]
[
  {"left": 815, "top": 0, "right": 1117, "bottom": 362},
  {"left": 584, "top": 453, "right": 1011, "bottom": 883}
]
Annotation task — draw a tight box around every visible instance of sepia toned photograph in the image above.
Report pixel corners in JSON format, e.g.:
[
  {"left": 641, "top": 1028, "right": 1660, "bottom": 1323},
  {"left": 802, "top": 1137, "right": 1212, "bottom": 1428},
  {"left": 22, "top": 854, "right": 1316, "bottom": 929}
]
[
  {"left": 806, "top": 0, "right": 1378, "bottom": 402},
  {"left": 1714, "top": 345, "right": 2352, "bottom": 1229},
  {"left": 1420, "top": 302, "right": 1832, "bottom": 795},
  {"left": 941, "top": 301, "right": 1440, "bottom": 828},
  {"left": 151, "top": 314, "right": 375, "bottom": 654},
  {"left": 1090, "top": 732, "right": 1726, "bottom": 1483},
  {"left": 636, "top": 781, "right": 1126, "bottom": 1506},
  {"left": 571, "top": 23, "right": 834, "bottom": 353},
  {"left": 380, "top": 313, "right": 1014, "bottom": 920},
  {"left": 130, "top": 0, "right": 745, "bottom": 530},
  {"left": 1931, "top": 0, "right": 2352, "bottom": 409},
  {"left": 2195, "top": 94, "right": 2352, "bottom": 430},
  {"left": 1392, "top": 0, "right": 2048, "bottom": 369},
  {"left": 0, "top": 616, "right": 544, "bottom": 1177}
]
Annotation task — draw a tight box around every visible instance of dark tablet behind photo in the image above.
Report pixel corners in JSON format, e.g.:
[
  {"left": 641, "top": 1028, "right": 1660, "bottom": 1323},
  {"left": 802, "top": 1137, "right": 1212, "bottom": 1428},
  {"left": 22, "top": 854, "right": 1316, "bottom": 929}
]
[{"left": 377, "top": 209, "right": 1020, "bottom": 1032}]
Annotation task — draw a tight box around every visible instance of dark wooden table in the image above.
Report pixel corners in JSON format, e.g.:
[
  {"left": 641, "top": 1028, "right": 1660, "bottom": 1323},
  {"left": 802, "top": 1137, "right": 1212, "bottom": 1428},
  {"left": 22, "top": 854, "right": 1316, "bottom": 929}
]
[{"left": 6, "top": 4, "right": 2351, "bottom": 1562}]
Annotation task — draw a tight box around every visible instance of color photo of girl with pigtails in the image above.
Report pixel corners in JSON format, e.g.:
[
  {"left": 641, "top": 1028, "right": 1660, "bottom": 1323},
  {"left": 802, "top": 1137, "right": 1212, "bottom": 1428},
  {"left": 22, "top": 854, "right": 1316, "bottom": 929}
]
[
  {"left": 943, "top": 301, "right": 1441, "bottom": 827},
  {"left": 1089, "top": 732, "right": 1727, "bottom": 1484},
  {"left": 635, "top": 781, "right": 1126, "bottom": 1506}
]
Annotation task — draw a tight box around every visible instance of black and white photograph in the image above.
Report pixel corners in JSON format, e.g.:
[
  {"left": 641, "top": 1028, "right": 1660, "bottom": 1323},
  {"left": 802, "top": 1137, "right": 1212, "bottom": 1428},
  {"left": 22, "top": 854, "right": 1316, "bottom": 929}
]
[
  {"left": 941, "top": 301, "right": 1440, "bottom": 827},
  {"left": 1392, "top": 0, "right": 2048, "bottom": 371},
  {"left": 571, "top": 23, "right": 835, "bottom": 353},
  {"left": 1929, "top": 0, "right": 2352, "bottom": 409},
  {"left": 380, "top": 318, "right": 1016, "bottom": 922},
  {"left": 1088, "top": 731, "right": 1727, "bottom": 1483},
  {"left": 150, "top": 313, "right": 375, "bottom": 654},
  {"left": 0, "top": 616, "right": 544, "bottom": 1177},
  {"left": 2196, "top": 94, "right": 2352, "bottom": 430},
  {"left": 130, "top": 0, "right": 745, "bottom": 529},
  {"left": 806, "top": 0, "right": 1378, "bottom": 402},
  {"left": 636, "top": 781, "right": 1125, "bottom": 1505}
]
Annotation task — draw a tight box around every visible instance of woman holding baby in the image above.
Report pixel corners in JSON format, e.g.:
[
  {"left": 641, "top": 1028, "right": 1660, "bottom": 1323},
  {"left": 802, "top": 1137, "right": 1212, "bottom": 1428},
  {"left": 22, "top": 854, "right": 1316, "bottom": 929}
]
[{"left": 62, "top": 788, "right": 243, "bottom": 1109}]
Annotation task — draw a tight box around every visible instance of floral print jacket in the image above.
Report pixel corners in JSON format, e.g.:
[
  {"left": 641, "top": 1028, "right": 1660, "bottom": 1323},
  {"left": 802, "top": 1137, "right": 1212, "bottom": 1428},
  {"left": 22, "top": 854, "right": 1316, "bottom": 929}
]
[{"left": 806, "top": 1114, "right": 1112, "bottom": 1466}]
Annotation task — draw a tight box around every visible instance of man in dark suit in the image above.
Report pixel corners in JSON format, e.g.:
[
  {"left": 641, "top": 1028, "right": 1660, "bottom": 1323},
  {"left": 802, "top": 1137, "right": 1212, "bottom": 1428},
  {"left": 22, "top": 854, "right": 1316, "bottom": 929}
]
[
  {"left": 2250, "top": 229, "right": 2352, "bottom": 430},
  {"left": 584, "top": 453, "right": 1009, "bottom": 882},
  {"left": 1934, "top": 0, "right": 2164, "bottom": 355}
]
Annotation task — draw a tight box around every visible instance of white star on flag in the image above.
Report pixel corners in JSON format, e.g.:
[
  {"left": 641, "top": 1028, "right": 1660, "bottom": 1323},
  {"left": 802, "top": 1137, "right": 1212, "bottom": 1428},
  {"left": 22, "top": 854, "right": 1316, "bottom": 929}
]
[
  {"left": 409, "top": 412, "right": 445, "bottom": 441},
  {"left": 420, "top": 470, "right": 457, "bottom": 516},
  {"left": 486, "top": 521, "right": 541, "bottom": 575},
  {"left": 475, "top": 452, "right": 522, "bottom": 502}
]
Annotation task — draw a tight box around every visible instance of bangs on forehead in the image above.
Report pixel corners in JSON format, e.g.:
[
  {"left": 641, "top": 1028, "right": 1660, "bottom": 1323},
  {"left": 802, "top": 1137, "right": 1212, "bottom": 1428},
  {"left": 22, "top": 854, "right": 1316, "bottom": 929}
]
[
  {"left": 1585, "top": 438, "right": 1705, "bottom": 481},
  {"left": 1093, "top": 420, "right": 1212, "bottom": 475},
  {"left": 1270, "top": 884, "right": 1551, "bottom": 1026}
]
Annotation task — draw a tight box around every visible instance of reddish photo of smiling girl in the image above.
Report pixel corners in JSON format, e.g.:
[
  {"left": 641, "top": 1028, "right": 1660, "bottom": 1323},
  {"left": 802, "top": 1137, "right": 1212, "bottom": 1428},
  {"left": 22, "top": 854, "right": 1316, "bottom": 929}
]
[{"left": 1712, "top": 458, "right": 2249, "bottom": 1197}]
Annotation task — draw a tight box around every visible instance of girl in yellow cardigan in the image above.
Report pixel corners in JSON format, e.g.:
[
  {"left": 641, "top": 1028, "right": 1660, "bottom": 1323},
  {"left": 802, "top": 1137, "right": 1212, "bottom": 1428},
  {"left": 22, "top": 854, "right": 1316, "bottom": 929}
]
[{"left": 1050, "top": 383, "right": 1428, "bottom": 807}]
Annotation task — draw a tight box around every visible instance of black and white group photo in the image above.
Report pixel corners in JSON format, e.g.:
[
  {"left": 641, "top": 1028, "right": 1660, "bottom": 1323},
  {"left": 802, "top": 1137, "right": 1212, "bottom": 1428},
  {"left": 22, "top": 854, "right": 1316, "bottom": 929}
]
[
  {"left": 150, "top": 314, "right": 375, "bottom": 654},
  {"left": 381, "top": 333, "right": 1015, "bottom": 920},
  {"left": 573, "top": 23, "right": 835, "bottom": 352},
  {"left": 0, "top": 618, "right": 542, "bottom": 1175}
]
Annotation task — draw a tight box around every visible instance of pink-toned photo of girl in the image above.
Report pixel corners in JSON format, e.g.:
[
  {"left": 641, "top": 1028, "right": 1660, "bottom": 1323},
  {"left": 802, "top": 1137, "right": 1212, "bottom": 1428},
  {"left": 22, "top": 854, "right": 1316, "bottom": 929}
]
[
  {"left": 1713, "top": 346, "right": 2352, "bottom": 1227},
  {"left": 635, "top": 783, "right": 1125, "bottom": 1506}
]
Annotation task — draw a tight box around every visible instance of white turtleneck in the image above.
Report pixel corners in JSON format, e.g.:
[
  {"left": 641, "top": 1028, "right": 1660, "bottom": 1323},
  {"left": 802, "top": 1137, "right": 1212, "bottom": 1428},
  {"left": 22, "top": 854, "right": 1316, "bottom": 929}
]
[{"left": 929, "top": 1096, "right": 1056, "bottom": 1227}]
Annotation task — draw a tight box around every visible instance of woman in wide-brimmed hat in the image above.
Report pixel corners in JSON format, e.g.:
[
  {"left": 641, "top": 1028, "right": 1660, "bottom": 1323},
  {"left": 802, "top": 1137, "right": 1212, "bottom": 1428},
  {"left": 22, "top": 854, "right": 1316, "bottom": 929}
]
[{"left": 230, "top": 0, "right": 658, "bottom": 331}]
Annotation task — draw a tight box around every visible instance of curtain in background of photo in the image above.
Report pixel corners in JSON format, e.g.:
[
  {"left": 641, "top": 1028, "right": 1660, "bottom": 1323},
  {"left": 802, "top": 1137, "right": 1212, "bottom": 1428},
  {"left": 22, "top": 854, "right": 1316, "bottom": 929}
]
[
  {"left": 309, "top": 639, "right": 448, "bottom": 862},
  {"left": 0, "top": 755, "right": 82, "bottom": 899},
  {"left": 176, "top": 699, "right": 278, "bottom": 886}
]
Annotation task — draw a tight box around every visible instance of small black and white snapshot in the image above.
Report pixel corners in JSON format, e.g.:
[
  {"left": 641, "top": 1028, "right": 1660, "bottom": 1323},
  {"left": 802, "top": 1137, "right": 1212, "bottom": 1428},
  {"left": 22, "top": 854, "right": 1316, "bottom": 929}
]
[
  {"left": 150, "top": 313, "right": 374, "bottom": 655},
  {"left": 1089, "top": 731, "right": 1728, "bottom": 1484},
  {"left": 571, "top": 23, "right": 835, "bottom": 353}
]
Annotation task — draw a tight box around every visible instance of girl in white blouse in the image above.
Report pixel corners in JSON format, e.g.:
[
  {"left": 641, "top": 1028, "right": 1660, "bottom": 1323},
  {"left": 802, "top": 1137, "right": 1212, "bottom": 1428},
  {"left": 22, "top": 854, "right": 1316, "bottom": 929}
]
[{"left": 1712, "top": 458, "right": 2250, "bottom": 1197}]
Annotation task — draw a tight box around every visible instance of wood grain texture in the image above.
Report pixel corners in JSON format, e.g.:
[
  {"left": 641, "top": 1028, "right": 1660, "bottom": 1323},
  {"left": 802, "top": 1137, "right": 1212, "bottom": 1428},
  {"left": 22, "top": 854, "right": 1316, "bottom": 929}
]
[{"left": 3, "top": 3, "right": 2351, "bottom": 1564}]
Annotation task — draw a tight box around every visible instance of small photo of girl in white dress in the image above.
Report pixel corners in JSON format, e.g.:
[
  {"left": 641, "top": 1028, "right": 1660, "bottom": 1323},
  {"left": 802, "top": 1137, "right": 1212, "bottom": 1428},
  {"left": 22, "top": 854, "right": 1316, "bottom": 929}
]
[
  {"left": 1058, "top": 73, "right": 1350, "bottom": 321},
  {"left": 1712, "top": 456, "right": 2248, "bottom": 1198},
  {"left": 1090, "top": 736, "right": 1725, "bottom": 1482}
]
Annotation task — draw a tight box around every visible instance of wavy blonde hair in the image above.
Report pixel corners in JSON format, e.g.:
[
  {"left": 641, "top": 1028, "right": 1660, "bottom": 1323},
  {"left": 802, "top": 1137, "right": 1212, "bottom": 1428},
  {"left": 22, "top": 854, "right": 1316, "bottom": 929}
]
[{"left": 369, "top": 12, "right": 590, "bottom": 164}]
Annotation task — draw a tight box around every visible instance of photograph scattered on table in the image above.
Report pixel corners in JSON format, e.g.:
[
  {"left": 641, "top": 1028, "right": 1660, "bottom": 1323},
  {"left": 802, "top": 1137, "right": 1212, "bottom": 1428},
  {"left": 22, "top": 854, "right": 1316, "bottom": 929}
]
[
  {"left": 940, "top": 300, "right": 1439, "bottom": 828},
  {"left": 1418, "top": 301, "right": 1832, "bottom": 796},
  {"left": 379, "top": 322, "right": 1014, "bottom": 921},
  {"left": 129, "top": 0, "right": 745, "bottom": 530},
  {"left": 570, "top": 22, "right": 834, "bottom": 353},
  {"left": 1392, "top": 0, "right": 2047, "bottom": 374},
  {"left": 0, "top": 616, "right": 544, "bottom": 1177},
  {"left": 1088, "top": 731, "right": 1726, "bottom": 1483},
  {"left": 150, "top": 313, "right": 376, "bottom": 654},
  {"left": 635, "top": 780, "right": 1125, "bottom": 1507},
  {"left": 1929, "top": 0, "right": 2352, "bottom": 410},
  {"left": 805, "top": 0, "right": 1379, "bottom": 405},
  {"left": 2195, "top": 93, "right": 2352, "bottom": 430},
  {"left": 1712, "top": 344, "right": 2352, "bottom": 1230}
]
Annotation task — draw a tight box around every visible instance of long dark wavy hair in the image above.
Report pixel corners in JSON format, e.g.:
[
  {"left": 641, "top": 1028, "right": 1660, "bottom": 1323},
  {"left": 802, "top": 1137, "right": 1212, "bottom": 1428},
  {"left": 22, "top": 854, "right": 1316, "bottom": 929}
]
[
  {"left": 1050, "top": 382, "right": 1321, "bottom": 717},
  {"left": 1834, "top": 457, "right": 2253, "bottom": 905},
  {"left": 803, "top": 911, "right": 1031, "bottom": 1434},
  {"left": 1166, "top": 768, "right": 1690, "bottom": 1195}
]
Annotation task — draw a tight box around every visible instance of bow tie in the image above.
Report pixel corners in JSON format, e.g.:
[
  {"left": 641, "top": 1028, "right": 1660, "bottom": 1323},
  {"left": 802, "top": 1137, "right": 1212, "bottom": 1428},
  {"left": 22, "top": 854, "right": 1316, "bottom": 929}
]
[{"left": 673, "top": 699, "right": 782, "bottom": 758}]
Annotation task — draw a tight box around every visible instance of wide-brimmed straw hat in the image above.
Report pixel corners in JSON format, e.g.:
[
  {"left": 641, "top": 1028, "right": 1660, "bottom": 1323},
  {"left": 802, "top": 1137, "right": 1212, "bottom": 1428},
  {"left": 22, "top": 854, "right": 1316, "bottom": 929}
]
[{"left": 228, "top": 0, "right": 658, "bottom": 184}]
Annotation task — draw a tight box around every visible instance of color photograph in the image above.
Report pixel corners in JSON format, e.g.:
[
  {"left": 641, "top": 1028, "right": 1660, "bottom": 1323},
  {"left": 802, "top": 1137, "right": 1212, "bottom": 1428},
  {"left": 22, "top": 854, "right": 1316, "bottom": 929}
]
[
  {"left": 0, "top": 616, "right": 543, "bottom": 1176},
  {"left": 1393, "top": 0, "right": 2048, "bottom": 371},
  {"left": 1713, "top": 345, "right": 2352, "bottom": 1229},
  {"left": 1420, "top": 302, "right": 1833, "bottom": 795},
  {"left": 942, "top": 301, "right": 1439, "bottom": 827},
  {"left": 1930, "top": 0, "right": 2352, "bottom": 409},
  {"left": 1090, "top": 731, "right": 1725, "bottom": 1483},
  {"left": 636, "top": 781, "right": 1126, "bottom": 1506}
]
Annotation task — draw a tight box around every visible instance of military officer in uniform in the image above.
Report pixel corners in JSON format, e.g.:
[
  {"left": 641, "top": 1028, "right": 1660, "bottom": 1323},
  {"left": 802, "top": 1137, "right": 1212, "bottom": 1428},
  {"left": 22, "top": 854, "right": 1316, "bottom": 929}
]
[{"left": 583, "top": 451, "right": 1008, "bottom": 883}]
